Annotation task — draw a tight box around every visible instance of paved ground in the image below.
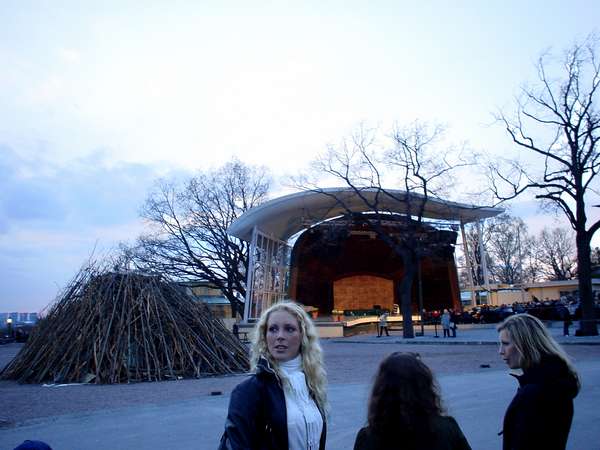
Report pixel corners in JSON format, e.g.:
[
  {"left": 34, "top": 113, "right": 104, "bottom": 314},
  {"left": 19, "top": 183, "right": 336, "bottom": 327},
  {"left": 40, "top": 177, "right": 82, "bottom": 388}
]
[{"left": 1, "top": 324, "right": 599, "bottom": 450}]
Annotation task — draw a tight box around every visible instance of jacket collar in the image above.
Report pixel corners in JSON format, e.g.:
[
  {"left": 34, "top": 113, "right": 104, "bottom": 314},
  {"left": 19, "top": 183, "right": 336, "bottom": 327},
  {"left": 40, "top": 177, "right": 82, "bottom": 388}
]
[
  {"left": 517, "top": 354, "right": 562, "bottom": 385},
  {"left": 256, "top": 355, "right": 278, "bottom": 378},
  {"left": 513, "top": 354, "right": 578, "bottom": 398}
]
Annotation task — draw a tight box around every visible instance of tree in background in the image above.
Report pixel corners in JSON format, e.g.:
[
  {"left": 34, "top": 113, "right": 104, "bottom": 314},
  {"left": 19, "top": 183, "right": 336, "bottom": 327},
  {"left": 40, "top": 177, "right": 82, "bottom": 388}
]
[
  {"left": 458, "top": 218, "right": 577, "bottom": 287},
  {"left": 534, "top": 227, "right": 577, "bottom": 281},
  {"left": 302, "top": 122, "right": 471, "bottom": 338},
  {"left": 489, "top": 36, "right": 600, "bottom": 335},
  {"left": 125, "top": 160, "right": 270, "bottom": 318},
  {"left": 486, "top": 214, "right": 530, "bottom": 285},
  {"left": 522, "top": 235, "right": 545, "bottom": 284},
  {"left": 458, "top": 213, "right": 532, "bottom": 289}
]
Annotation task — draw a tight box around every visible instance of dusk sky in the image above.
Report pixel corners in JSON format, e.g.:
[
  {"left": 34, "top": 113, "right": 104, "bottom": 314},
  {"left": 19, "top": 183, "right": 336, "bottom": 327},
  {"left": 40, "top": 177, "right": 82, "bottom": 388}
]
[{"left": 1, "top": 1, "right": 599, "bottom": 312}]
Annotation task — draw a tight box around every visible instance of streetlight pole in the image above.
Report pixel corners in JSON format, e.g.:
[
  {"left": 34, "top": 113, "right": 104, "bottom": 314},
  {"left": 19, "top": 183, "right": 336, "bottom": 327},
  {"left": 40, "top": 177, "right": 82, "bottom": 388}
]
[
  {"left": 418, "top": 260, "right": 424, "bottom": 336},
  {"left": 6, "top": 317, "right": 13, "bottom": 340}
]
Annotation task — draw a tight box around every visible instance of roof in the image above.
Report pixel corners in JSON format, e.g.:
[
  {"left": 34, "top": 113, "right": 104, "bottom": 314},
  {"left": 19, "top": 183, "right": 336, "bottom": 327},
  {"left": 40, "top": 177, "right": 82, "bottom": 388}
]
[
  {"left": 228, "top": 187, "right": 503, "bottom": 241},
  {"left": 195, "top": 296, "right": 230, "bottom": 305},
  {"left": 178, "top": 279, "right": 212, "bottom": 287},
  {"left": 524, "top": 279, "right": 600, "bottom": 289}
]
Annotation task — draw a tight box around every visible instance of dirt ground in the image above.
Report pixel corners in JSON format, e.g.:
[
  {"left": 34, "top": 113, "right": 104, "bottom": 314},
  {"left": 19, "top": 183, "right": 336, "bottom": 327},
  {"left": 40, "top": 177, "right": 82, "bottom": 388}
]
[{"left": 1, "top": 340, "right": 599, "bottom": 427}]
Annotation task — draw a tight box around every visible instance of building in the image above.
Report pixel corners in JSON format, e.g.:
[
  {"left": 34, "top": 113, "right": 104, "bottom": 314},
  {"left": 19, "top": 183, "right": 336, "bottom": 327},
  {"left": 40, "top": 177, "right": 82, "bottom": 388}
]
[
  {"left": 524, "top": 279, "right": 600, "bottom": 302},
  {"left": 228, "top": 187, "right": 503, "bottom": 322},
  {"left": 1, "top": 312, "right": 39, "bottom": 325},
  {"left": 471, "top": 279, "right": 600, "bottom": 306},
  {"left": 289, "top": 215, "right": 461, "bottom": 315},
  {"left": 179, "top": 280, "right": 232, "bottom": 319}
]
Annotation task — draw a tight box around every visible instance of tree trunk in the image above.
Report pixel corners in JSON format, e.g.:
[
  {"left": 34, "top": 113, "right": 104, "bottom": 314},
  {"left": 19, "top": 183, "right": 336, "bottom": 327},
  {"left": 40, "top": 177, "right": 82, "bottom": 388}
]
[
  {"left": 225, "top": 293, "right": 244, "bottom": 319},
  {"left": 576, "top": 229, "right": 598, "bottom": 335},
  {"left": 398, "top": 254, "right": 416, "bottom": 338}
]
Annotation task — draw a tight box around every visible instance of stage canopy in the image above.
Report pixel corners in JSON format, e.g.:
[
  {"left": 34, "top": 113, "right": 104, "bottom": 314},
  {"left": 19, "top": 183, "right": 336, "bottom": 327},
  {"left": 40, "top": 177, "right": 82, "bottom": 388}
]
[{"left": 228, "top": 187, "right": 503, "bottom": 242}]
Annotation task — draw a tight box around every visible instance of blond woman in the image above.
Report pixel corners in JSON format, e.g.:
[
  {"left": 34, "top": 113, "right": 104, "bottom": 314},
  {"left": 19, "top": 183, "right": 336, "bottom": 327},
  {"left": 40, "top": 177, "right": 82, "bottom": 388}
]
[
  {"left": 219, "top": 301, "right": 327, "bottom": 450},
  {"left": 497, "top": 314, "right": 580, "bottom": 450}
]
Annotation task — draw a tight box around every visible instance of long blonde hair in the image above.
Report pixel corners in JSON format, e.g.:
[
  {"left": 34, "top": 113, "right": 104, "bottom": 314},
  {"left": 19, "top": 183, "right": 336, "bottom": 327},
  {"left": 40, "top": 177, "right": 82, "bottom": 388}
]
[
  {"left": 497, "top": 314, "right": 580, "bottom": 390},
  {"left": 251, "top": 301, "right": 328, "bottom": 414}
]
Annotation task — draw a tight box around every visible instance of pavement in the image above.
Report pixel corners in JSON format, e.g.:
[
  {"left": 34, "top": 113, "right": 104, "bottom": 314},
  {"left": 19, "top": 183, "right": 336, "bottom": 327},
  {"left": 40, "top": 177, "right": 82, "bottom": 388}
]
[{"left": 1, "top": 324, "right": 599, "bottom": 450}]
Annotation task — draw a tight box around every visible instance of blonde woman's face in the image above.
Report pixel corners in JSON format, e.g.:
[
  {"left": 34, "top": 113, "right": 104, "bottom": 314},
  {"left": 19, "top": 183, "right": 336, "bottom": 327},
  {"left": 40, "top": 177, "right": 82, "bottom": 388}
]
[
  {"left": 266, "top": 310, "right": 302, "bottom": 362},
  {"left": 499, "top": 329, "right": 521, "bottom": 369}
]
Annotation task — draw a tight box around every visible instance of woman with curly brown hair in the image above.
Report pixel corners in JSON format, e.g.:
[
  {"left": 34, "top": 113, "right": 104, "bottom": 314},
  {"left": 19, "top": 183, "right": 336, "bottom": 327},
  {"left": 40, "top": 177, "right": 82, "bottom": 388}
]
[{"left": 353, "top": 352, "right": 471, "bottom": 450}]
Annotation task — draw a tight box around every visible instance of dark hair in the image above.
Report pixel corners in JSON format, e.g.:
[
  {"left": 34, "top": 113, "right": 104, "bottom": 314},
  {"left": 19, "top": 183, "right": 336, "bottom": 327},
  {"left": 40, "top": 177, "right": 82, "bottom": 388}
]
[
  {"left": 367, "top": 352, "right": 444, "bottom": 444},
  {"left": 13, "top": 441, "right": 53, "bottom": 450}
]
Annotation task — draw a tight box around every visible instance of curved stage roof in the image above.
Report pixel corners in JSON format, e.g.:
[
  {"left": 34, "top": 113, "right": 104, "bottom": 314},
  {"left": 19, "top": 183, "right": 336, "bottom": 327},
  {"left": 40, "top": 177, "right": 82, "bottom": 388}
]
[{"left": 228, "top": 187, "right": 503, "bottom": 241}]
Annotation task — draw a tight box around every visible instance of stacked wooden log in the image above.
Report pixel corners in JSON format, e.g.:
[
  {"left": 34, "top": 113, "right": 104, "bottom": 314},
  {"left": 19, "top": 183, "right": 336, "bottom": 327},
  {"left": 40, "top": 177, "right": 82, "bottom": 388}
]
[{"left": 1, "top": 267, "right": 249, "bottom": 384}]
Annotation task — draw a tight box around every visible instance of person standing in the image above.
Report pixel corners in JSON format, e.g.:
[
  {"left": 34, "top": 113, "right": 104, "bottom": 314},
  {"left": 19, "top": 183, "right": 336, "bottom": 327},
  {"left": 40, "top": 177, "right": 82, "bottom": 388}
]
[
  {"left": 377, "top": 312, "right": 389, "bottom": 337},
  {"left": 559, "top": 305, "right": 572, "bottom": 336},
  {"left": 353, "top": 352, "right": 471, "bottom": 450},
  {"left": 441, "top": 309, "right": 451, "bottom": 338},
  {"left": 497, "top": 314, "right": 580, "bottom": 450},
  {"left": 219, "top": 301, "right": 328, "bottom": 450},
  {"left": 450, "top": 310, "right": 458, "bottom": 338}
]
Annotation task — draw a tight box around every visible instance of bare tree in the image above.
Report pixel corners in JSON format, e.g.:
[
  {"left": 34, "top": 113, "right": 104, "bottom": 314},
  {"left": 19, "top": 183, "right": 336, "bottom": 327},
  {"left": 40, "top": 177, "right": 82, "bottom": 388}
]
[
  {"left": 534, "top": 227, "right": 577, "bottom": 280},
  {"left": 127, "top": 160, "right": 270, "bottom": 318},
  {"left": 523, "top": 238, "right": 545, "bottom": 283},
  {"left": 304, "top": 122, "right": 471, "bottom": 338},
  {"left": 490, "top": 36, "right": 600, "bottom": 335},
  {"left": 459, "top": 214, "right": 546, "bottom": 289},
  {"left": 487, "top": 214, "right": 530, "bottom": 284}
]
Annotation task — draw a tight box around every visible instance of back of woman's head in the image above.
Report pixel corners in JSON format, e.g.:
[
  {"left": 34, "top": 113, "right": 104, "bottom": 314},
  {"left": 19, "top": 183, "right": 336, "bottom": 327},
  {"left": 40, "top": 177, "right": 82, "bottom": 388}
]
[{"left": 368, "top": 352, "right": 443, "bottom": 438}]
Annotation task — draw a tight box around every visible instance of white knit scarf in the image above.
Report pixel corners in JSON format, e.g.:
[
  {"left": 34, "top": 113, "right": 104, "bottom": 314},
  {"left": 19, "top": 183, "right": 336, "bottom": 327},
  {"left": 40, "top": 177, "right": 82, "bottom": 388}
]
[{"left": 279, "top": 355, "right": 323, "bottom": 450}]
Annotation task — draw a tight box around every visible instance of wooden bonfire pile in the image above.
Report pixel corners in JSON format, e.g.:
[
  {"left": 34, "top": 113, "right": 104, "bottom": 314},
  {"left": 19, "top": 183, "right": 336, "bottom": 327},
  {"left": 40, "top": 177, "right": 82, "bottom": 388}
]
[{"left": 1, "top": 267, "right": 249, "bottom": 384}]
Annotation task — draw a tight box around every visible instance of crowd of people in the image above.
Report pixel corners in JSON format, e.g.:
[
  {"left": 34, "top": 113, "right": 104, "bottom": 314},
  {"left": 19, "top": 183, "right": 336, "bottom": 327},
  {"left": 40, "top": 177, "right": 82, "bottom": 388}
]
[
  {"left": 418, "top": 294, "right": 600, "bottom": 329},
  {"left": 217, "top": 300, "right": 580, "bottom": 450}
]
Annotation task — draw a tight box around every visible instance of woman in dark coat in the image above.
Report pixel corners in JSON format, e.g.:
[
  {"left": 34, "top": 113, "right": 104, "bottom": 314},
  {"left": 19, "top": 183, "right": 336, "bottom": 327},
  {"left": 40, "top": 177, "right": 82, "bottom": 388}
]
[
  {"left": 353, "top": 352, "right": 471, "bottom": 450},
  {"left": 497, "top": 314, "right": 580, "bottom": 450},
  {"left": 219, "top": 301, "right": 327, "bottom": 450}
]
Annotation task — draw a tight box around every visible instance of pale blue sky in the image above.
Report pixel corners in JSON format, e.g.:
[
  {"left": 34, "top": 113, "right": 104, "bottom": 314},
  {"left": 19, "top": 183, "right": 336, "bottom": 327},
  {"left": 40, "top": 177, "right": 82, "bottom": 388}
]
[{"left": 1, "top": 1, "right": 599, "bottom": 311}]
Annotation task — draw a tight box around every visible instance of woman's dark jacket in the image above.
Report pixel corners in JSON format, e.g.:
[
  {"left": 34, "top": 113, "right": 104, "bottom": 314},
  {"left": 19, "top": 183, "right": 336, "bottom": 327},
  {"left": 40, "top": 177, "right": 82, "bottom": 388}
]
[
  {"left": 219, "top": 357, "right": 326, "bottom": 450},
  {"left": 502, "top": 354, "right": 579, "bottom": 450},
  {"left": 353, "top": 416, "right": 471, "bottom": 450}
]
